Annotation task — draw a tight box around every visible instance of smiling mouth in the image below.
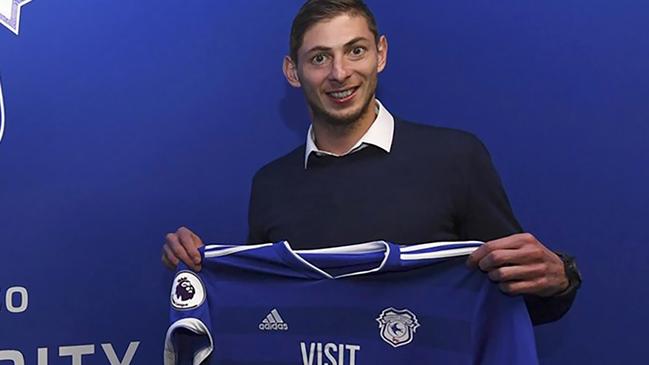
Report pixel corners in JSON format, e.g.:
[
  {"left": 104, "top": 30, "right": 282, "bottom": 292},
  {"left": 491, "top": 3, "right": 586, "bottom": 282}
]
[{"left": 326, "top": 86, "right": 359, "bottom": 101}]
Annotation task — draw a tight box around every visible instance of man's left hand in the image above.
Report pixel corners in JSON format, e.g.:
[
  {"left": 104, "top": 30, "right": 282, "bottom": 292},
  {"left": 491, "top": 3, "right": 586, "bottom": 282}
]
[{"left": 466, "top": 233, "right": 569, "bottom": 297}]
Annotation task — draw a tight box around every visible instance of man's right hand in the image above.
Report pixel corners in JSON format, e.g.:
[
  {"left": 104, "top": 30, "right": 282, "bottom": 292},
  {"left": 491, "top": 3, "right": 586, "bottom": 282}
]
[{"left": 162, "top": 226, "right": 203, "bottom": 271}]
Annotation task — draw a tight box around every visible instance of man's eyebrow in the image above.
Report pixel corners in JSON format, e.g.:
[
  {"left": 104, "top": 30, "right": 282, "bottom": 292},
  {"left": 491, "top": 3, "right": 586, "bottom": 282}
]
[
  {"left": 304, "top": 37, "right": 371, "bottom": 55},
  {"left": 305, "top": 45, "right": 332, "bottom": 55},
  {"left": 343, "top": 37, "right": 370, "bottom": 47}
]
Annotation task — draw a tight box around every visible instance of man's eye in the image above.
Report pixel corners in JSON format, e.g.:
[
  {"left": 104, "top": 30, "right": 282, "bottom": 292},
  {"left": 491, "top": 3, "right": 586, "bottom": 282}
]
[
  {"left": 351, "top": 47, "right": 366, "bottom": 57},
  {"left": 312, "top": 54, "right": 328, "bottom": 65}
]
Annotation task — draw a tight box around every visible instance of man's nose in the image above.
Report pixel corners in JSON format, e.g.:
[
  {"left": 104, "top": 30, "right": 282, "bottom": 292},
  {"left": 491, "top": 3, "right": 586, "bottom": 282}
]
[{"left": 329, "top": 57, "right": 352, "bottom": 83}]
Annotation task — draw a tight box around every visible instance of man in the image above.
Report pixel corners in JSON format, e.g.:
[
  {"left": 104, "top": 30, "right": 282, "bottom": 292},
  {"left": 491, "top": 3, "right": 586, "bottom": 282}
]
[{"left": 162, "top": 0, "right": 580, "bottom": 325}]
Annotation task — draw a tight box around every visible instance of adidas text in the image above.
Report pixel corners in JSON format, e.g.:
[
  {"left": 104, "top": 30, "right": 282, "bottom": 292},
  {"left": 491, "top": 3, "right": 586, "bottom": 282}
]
[{"left": 259, "top": 322, "right": 288, "bottom": 330}]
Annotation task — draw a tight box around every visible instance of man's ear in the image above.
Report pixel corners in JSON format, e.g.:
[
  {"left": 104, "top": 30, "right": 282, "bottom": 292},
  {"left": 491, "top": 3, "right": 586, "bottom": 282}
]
[
  {"left": 376, "top": 35, "right": 388, "bottom": 73},
  {"left": 283, "top": 56, "right": 301, "bottom": 87}
]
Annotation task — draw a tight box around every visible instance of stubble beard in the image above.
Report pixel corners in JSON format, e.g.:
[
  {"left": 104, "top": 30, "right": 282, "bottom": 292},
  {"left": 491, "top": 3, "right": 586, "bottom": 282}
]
[{"left": 308, "top": 81, "right": 377, "bottom": 132}]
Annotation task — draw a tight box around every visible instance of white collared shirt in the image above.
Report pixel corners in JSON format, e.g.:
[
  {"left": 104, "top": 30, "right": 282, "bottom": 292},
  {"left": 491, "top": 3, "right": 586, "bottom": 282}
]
[{"left": 304, "top": 99, "right": 395, "bottom": 168}]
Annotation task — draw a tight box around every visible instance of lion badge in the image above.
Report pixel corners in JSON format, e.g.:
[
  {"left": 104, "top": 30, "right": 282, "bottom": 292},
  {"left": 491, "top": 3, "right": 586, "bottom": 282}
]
[
  {"left": 376, "top": 307, "right": 421, "bottom": 348},
  {"left": 170, "top": 271, "right": 205, "bottom": 310}
]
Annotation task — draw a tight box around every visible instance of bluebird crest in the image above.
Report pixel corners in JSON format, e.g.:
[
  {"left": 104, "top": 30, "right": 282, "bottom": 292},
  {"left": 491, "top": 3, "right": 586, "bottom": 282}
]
[{"left": 376, "top": 307, "right": 421, "bottom": 348}]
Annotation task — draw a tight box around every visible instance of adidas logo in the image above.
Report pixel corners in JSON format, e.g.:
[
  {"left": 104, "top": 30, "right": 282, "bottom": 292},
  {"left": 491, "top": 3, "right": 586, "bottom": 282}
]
[{"left": 258, "top": 308, "right": 289, "bottom": 331}]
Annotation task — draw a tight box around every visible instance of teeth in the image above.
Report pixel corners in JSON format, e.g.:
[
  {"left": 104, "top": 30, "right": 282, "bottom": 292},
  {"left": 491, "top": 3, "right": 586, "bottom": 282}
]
[{"left": 330, "top": 89, "right": 354, "bottom": 99}]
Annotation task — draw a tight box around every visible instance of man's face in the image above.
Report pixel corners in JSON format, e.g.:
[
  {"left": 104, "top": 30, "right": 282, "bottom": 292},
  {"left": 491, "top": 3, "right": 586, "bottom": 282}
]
[{"left": 286, "top": 14, "right": 387, "bottom": 126}]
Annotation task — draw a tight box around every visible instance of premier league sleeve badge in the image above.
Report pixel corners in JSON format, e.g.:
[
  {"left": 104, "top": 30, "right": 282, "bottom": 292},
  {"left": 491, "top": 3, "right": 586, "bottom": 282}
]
[{"left": 170, "top": 270, "right": 206, "bottom": 311}]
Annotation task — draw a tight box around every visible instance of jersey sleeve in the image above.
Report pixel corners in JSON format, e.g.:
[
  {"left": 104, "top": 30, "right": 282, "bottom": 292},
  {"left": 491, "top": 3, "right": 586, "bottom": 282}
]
[{"left": 164, "top": 266, "right": 214, "bottom": 365}]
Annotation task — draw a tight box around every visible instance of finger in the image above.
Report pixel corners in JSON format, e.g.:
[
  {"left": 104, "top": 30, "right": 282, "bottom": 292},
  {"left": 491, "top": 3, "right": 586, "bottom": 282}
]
[
  {"left": 487, "top": 263, "right": 546, "bottom": 282},
  {"left": 161, "top": 254, "right": 172, "bottom": 269},
  {"left": 487, "top": 233, "right": 538, "bottom": 250},
  {"left": 466, "top": 245, "right": 489, "bottom": 268},
  {"left": 477, "top": 249, "right": 516, "bottom": 271},
  {"left": 177, "top": 227, "right": 202, "bottom": 265},
  {"left": 478, "top": 246, "right": 542, "bottom": 271},
  {"left": 190, "top": 231, "right": 204, "bottom": 246},
  {"left": 166, "top": 233, "right": 196, "bottom": 269},
  {"left": 467, "top": 233, "right": 538, "bottom": 268},
  {"left": 162, "top": 245, "right": 179, "bottom": 269},
  {"left": 466, "top": 238, "right": 517, "bottom": 267},
  {"left": 498, "top": 278, "right": 548, "bottom": 296}
]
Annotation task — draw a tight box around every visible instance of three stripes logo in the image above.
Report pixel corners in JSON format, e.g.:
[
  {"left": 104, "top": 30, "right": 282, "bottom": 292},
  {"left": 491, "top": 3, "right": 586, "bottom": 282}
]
[{"left": 258, "top": 308, "right": 289, "bottom": 331}]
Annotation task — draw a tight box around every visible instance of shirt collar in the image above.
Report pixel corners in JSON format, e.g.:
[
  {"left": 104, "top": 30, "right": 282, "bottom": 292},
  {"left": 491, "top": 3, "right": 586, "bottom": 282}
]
[{"left": 304, "top": 99, "right": 394, "bottom": 168}]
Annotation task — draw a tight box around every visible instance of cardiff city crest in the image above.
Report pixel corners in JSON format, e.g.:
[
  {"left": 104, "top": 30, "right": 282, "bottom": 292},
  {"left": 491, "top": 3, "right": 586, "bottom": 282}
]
[{"left": 376, "top": 307, "right": 421, "bottom": 348}]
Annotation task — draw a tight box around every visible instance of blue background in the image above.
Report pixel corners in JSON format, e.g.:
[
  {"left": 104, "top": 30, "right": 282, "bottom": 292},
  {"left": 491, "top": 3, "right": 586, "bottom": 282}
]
[{"left": 1, "top": 0, "right": 647, "bottom": 363}]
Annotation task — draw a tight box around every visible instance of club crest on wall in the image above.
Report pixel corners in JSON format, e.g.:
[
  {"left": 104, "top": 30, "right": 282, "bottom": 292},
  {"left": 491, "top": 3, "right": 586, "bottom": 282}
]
[{"left": 0, "top": 0, "right": 31, "bottom": 35}]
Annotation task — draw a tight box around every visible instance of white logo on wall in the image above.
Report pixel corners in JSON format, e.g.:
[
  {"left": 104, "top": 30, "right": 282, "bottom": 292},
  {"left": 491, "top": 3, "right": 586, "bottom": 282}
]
[
  {"left": 170, "top": 270, "right": 206, "bottom": 310},
  {"left": 0, "top": 341, "right": 140, "bottom": 365},
  {"left": 0, "top": 79, "right": 5, "bottom": 144},
  {"left": 0, "top": 0, "right": 31, "bottom": 35},
  {"left": 376, "top": 307, "right": 421, "bottom": 348}
]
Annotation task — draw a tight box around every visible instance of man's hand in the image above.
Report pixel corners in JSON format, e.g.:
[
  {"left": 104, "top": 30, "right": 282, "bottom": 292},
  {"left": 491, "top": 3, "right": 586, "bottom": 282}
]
[
  {"left": 162, "top": 226, "right": 204, "bottom": 271},
  {"left": 466, "top": 233, "right": 568, "bottom": 297}
]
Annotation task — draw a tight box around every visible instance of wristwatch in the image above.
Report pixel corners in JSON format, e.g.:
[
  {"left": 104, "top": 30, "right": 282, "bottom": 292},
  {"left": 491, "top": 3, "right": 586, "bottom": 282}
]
[{"left": 557, "top": 252, "right": 582, "bottom": 294}]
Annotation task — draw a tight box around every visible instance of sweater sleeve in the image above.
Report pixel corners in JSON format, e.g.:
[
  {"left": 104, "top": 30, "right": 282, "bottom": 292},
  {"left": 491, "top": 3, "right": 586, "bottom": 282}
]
[
  {"left": 247, "top": 171, "right": 267, "bottom": 244},
  {"left": 459, "top": 135, "right": 576, "bottom": 325},
  {"left": 458, "top": 135, "right": 522, "bottom": 241}
]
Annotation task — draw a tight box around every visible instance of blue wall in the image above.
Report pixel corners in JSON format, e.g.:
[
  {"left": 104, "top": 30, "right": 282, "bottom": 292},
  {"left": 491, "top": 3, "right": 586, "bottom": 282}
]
[{"left": 1, "top": 0, "right": 647, "bottom": 363}]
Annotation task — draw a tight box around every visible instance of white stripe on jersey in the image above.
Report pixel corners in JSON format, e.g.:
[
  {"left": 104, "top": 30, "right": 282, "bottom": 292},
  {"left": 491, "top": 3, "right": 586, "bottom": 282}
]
[
  {"left": 204, "top": 242, "right": 274, "bottom": 258},
  {"left": 399, "top": 240, "right": 483, "bottom": 253},
  {"left": 401, "top": 247, "right": 480, "bottom": 261},
  {"left": 295, "top": 241, "right": 387, "bottom": 254}
]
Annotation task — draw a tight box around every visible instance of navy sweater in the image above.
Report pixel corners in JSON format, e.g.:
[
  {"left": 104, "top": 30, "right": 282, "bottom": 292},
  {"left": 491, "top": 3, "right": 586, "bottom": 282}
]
[{"left": 248, "top": 119, "right": 574, "bottom": 324}]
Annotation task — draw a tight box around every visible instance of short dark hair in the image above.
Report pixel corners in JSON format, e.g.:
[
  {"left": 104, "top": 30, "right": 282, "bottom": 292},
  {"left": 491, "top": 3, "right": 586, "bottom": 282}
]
[{"left": 289, "top": 0, "right": 380, "bottom": 63}]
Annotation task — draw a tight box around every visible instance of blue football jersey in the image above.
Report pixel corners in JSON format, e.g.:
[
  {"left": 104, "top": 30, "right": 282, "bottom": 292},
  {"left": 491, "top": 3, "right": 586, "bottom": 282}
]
[{"left": 164, "top": 240, "right": 538, "bottom": 365}]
